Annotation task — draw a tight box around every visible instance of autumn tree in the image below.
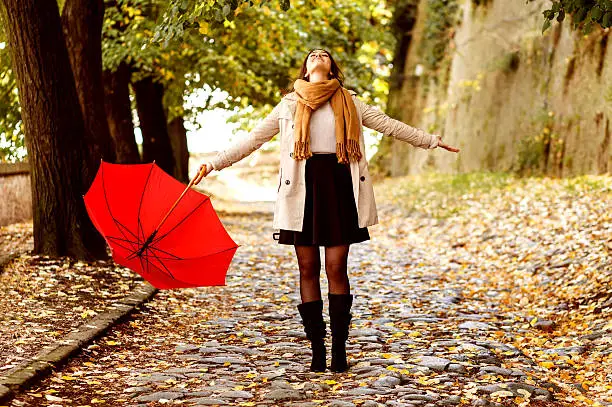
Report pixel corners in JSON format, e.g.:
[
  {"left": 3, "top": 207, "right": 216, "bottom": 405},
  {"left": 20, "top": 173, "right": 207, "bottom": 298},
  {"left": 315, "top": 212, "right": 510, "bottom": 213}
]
[
  {"left": 61, "top": 0, "right": 117, "bottom": 166},
  {"left": 0, "top": 0, "right": 108, "bottom": 259}
]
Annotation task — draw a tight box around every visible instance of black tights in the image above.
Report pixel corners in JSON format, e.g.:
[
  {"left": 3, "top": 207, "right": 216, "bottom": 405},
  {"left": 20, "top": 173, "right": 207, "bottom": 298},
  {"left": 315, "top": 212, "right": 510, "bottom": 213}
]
[{"left": 295, "top": 244, "right": 351, "bottom": 303}]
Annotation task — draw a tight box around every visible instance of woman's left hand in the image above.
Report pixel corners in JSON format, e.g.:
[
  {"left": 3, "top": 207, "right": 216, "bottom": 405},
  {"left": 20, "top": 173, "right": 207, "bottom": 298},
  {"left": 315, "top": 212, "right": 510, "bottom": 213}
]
[{"left": 434, "top": 135, "right": 460, "bottom": 153}]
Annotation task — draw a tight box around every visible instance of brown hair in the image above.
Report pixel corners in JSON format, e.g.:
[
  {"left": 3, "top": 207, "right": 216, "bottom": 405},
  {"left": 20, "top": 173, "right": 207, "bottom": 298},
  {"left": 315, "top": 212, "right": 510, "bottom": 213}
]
[{"left": 282, "top": 48, "right": 346, "bottom": 95}]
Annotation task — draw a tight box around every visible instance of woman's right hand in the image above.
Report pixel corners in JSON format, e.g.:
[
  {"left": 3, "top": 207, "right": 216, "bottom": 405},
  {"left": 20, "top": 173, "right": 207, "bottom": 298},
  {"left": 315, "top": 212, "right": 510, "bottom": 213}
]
[{"left": 193, "top": 162, "right": 214, "bottom": 185}]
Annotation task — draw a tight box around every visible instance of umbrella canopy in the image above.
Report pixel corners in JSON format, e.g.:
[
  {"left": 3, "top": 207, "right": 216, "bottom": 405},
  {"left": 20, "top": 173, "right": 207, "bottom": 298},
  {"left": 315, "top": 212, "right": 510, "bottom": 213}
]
[{"left": 83, "top": 160, "right": 239, "bottom": 289}]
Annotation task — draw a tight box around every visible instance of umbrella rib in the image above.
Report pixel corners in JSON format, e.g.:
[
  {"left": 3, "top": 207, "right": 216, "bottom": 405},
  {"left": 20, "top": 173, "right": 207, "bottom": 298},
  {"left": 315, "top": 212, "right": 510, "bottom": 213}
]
[
  {"left": 144, "top": 245, "right": 183, "bottom": 260},
  {"left": 106, "top": 236, "right": 139, "bottom": 254},
  {"left": 143, "top": 247, "right": 155, "bottom": 275},
  {"left": 138, "top": 253, "right": 147, "bottom": 274},
  {"left": 147, "top": 247, "right": 176, "bottom": 280},
  {"left": 137, "top": 164, "right": 156, "bottom": 251},
  {"left": 182, "top": 245, "right": 239, "bottom": 261},
  {"left": 106, "top": 235, "right": 137, "bottom": 245},
  {"left": 100, "top": 164, "right": 139, "bottom": 245},
  {"left": 150, "top": 197, "right": 210, "bottom": 246},
  {"left": 105, "top": 219, "right": 139, "bottom": 243}
]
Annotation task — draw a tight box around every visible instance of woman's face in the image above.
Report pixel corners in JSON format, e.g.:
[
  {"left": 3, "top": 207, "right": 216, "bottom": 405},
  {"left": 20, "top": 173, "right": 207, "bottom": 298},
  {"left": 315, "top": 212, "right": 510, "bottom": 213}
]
[{"left": 305, "top": 50, "right": 332, "bottom": 79}]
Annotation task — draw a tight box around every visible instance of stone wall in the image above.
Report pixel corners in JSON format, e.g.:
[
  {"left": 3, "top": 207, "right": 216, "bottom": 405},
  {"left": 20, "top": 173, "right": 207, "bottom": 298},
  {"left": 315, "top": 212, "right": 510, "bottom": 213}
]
[
  {"left": 0, "top": 163, "right": 32, "bottom": 226},
  {"left": 377, "top": 0, "right": 611, "bottom": 177}
]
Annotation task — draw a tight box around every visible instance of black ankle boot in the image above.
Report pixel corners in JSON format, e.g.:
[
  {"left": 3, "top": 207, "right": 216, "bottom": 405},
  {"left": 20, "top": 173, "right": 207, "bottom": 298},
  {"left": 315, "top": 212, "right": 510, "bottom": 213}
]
[
  {"left": 328, "top": 293, "right": 353, "bottom": 372},
  {"left": 297, "top": 299, "right": 327, "bottom": 372}
]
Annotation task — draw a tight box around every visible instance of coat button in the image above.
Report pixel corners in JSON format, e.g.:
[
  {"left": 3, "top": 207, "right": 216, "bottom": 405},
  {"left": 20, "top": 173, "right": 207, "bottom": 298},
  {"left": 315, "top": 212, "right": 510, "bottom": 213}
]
[
  {"left": 360, "top": 175, "right": 365, "bottom": 181},
  {"left": 289, "top": 152, "right": 293, "bottom": 157},
  {"left": 291, "top": 124, "right": 294, "bottom": 129},
  {"left": 285, "top": 180, "right": 290, "bottom": 185}
]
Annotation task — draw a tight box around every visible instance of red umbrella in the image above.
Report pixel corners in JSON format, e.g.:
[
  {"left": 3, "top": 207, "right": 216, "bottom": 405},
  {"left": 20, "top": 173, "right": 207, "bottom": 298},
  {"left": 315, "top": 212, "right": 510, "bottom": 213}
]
[{"left": 83, "top": 160, "right": 239, "bottom": 289}]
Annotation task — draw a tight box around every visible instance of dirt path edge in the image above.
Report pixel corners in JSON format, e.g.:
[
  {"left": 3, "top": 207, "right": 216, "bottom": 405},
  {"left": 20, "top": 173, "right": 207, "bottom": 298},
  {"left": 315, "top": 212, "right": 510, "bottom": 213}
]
[{"left": 0, "top": 281, "right": 158, "bottom": 403}]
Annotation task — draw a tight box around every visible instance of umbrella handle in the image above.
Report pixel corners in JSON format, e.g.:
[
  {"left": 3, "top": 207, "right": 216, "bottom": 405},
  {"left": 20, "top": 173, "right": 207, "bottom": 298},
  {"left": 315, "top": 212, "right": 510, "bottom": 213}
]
[{"left": 154, "top": 166, "right": 205, "bottom": 233}]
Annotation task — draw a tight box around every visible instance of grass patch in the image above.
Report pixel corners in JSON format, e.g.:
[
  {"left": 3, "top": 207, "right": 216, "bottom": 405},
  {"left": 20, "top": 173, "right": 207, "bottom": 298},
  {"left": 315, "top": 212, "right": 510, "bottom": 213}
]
[
  {"left": 562, "top": 174, "right": 612, "bottom": 194},
  {"left": 377, "top": 170, "right": 514, "bottom": 219},
  {"left": 376, "top": 171, "right": 612, "bottom": 219}
]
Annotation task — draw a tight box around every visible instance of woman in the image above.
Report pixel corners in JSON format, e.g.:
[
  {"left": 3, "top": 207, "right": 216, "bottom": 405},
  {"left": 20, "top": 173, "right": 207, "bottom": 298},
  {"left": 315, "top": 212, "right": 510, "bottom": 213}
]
[{"left": 193, "top": 48, "right": 460, "bottom": 373}]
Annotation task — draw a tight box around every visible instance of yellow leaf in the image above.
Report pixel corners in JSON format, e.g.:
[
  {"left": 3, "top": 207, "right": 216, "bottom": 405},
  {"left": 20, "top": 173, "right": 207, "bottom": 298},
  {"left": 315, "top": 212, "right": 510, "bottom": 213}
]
[
  {"left": 517, "top": 388, "right": 531, "bottom": 398},
  {"left": 81, "top": 309, "right": 96, "bottom": 318},
  {"left": 324, "top": 379, "right": 337, "bottom": 385},
  {"left": 540, "top": 361, "right": 555, "bottom": 368},
  {"left": 61, "top": 375, "right": 77, "bottom": 381},
  {"left": 105, "top": 341, "right": 120, "bottom": 346},
  {"left": 91, "top": 398, "right": 105, "bottom": 403},
  {"left": 491, "top": 390, "right": 514, "bottom": 397},
  {"left": 45, "top": 395, "right": 63, "bottom": 402}
]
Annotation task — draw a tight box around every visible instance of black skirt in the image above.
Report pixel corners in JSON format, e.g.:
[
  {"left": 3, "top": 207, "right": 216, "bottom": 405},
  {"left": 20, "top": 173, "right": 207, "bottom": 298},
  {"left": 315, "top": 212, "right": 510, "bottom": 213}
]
[{"left": 273, "top": 153, "right": 370, "bottom": 247}]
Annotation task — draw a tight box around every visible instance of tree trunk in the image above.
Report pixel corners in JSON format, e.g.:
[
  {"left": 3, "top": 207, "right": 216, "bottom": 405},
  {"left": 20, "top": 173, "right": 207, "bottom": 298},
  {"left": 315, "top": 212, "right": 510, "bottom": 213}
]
[
  {"left": 133, "top": 77, "right": 175, "bottom": 175},
  {"left": 0, "top": 0, "right": 108, "bottom": 259},
  {"left": 370, "top": 0, "right": 420, "bottom": 177},
  {"left": 103, "top": 62, "right": 140, "bottom": 163},
  {"left": 168, "top": 116, "right": 189, "bottom": 183},
  {"left": 61, "top": 0, "right": 116, "bottom": 165}
]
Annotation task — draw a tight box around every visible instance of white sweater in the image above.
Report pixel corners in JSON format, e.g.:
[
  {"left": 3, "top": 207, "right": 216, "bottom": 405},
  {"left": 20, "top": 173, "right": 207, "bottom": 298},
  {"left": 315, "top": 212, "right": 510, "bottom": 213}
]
[{"left": 309, "top": 101, "right": 336, "bottom": 154}]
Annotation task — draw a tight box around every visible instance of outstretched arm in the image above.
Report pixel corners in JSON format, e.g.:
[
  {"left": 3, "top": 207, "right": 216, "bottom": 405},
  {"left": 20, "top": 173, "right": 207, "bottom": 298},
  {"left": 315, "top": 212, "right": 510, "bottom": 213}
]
[
  {"left": 209, "top": 101, "right": 282, "bottom": 171},
  {"left": 355, "top": 98, "right": 438, "bottom": 149}
]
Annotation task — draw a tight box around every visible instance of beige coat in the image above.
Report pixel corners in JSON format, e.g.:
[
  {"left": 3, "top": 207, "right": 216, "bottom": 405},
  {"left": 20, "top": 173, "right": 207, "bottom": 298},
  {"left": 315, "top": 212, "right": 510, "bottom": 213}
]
[{"left": 210, "top": 90, "right": 439, "bottom": 232}]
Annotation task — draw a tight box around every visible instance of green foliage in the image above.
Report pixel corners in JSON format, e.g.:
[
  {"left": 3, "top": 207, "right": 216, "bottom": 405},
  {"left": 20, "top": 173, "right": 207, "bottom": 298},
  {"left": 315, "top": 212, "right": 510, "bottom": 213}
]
[
  {"left": 162, "top": 0, "right": 397, "bottom": 135},
  {"left": 529, "top": 0, "right": 612, "bottom": 34},
  {"left": 496, "top": 50, "right": 521, "bottom": 73},
  {"left": 1, "top": 0, "right": 398, "bottom": 159},
  {"left": 0, "top": 37, "right": 25, "bottom": 162},
  {"left": 153, "top": 0, "right": 291, "bottom": 46},
  {"left": 513, "top": 109, "right": 564, "bottom": 177},
  {"left": 417, "top": 0, "right": 461, "bottom": 86}
]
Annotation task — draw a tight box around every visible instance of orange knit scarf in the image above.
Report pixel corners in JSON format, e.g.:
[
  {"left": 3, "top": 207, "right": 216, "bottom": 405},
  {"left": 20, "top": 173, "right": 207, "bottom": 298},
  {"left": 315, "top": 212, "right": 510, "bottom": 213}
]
[{"left": 292, "top": 78, "right": 362, "bottom": 164}]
